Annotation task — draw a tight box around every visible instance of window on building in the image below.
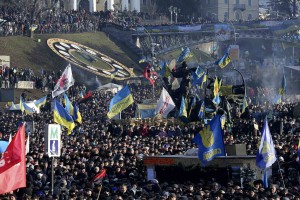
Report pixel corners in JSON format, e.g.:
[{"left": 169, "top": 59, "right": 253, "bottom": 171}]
[
  {"left": 206, "top": 0, "right": 210, "bottom": 4},
  {"left": 248, "top": 0, "right": 251, "bottom": 6},
  {"left": 129, "top": 0, "right": 131, "bottom": 4},
  {"left": 236, "top": 0, "right": 239, "bottom": 4},
  {"left": 225, "top": 0, "right": 228, "bottom": 4},
  {"left": 143, "top": 0, "right": 146, "bottom": 5}
]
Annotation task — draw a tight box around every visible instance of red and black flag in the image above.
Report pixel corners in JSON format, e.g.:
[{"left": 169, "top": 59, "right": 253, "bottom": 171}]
[
  {"left": 143, "top": 65, "right": 158, "bottom": 85},
  {"left": 89, "top": 169, "right": 107, "bottom": 184}
]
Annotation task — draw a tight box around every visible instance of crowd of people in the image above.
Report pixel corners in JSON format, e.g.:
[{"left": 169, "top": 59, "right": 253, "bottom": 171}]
[
  {"left": 0, "top": 79, "right": 299, "bottom": 200},
  {"left": 0, "top": 5, "right": 112, "bottom": 36},
  {"left": 1, "top": 3, "right": 300, "bottom": 200}
]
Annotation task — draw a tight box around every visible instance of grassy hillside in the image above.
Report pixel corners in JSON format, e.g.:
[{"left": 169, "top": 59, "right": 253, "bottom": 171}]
[{"left": 0, "top": 32, "right": 141, "bottom": 79}]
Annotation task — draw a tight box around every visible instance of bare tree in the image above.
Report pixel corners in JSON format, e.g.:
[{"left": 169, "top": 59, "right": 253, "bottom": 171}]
[
  {"left": 148, "top": 1, "right": 158, "bottom": 20},
  {"left": 8, "top": 0, "right": 62, "bottom": 23}
]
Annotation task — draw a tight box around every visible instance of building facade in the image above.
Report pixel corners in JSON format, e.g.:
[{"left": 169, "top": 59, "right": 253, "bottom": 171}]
[
  {"left": 199, "top": 0, "right": 259, "bottom": 22},
  {"left": 64, "top": 0, "right": 141, "bottom": 13}
]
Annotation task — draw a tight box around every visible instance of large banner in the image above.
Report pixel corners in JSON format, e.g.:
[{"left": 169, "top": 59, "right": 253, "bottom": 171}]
[
  {"left": 17, "top": 81, "right": 35, "bottom": 89},
  {"left": 137, "top": 103, "right": 157, "bottom": 119},
  {"left": 0, "top": 55, "right": 10, "bottom": 68},
  {"left": 214, "top": 24, "right": 231, "bottom": 41}
]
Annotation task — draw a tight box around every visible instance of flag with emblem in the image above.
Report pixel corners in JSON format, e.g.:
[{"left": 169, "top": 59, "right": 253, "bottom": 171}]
[
  {"left": 52, "top": 64, "right": 75, "bottom": 98},
  {"left": 155, "top": 88, "right": 175, "bottom": 118},
  {"left": 256, "top": 118, "right": 277, "bottom": 169},
  {"left": 143, "top": 65, "right": 158, "bottom": 85},
  {"left": 193, "top": 115, "right": 225, "bottom": 166}
]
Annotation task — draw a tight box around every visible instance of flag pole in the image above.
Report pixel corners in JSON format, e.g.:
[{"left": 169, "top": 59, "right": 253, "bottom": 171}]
[
  {"left": 276, "top": 158, "right": 286, "bottom": 189},
  {"left": 51, "top": 157, "right": 55, "bottom": 195},
  {"left": 152, "top": 84, "right": 155, "bottom": 99},
  {"left": 96, "top": 184, "right": 103, "bottom": 200}
]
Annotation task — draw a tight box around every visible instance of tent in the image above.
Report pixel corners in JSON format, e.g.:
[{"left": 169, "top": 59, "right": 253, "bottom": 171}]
[{"left": 97, "top": 83, "right": 123, "bottom": 94}]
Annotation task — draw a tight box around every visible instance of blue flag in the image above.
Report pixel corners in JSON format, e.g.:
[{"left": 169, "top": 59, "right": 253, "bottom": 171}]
[
  {"left": 215, "top": 49, "right": 231, "bottom": 68},
  {"left": 158, "top": 61, "right": 171, "bottom": 78},
  {"left": 198, "top": 101, "right": 205, "bottom": 119},
  {"left": 179, "top": 96, "right": 187, "bottom": 117},
  {"left": 107, "top": 85, "right": 134, "bottom": 119},
  {"left": 279, "top": 74, "right": 286, "bottom": 95},
  {"left": 193, "top": 115, "right": 225, "bottom": 166},
  {"left": 177, "top": 47, "right": 193, "bottom": 63},
  {"left": 139, "top": 56, "right": 147, "bottom": 63},
  {"left": 256, "top": 119, "right": 277, "bottom": 169}
]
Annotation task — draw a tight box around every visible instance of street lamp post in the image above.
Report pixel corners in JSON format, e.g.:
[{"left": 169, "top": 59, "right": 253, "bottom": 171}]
[
  {"left": 174, "top": 8, "right": 180, "bottom": 24},
  {"left": 168, "top": 6, "right": 174, "bottom": 24}
]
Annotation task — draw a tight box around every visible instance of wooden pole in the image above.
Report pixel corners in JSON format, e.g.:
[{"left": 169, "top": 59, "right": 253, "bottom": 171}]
[{"left": 96, "top": 184, "right": 103, "bottom": 200}]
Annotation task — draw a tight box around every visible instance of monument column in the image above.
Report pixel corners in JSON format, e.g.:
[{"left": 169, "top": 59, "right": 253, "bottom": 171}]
[
  {"left": 122, "top": 0, "right": 129, "bottom": 11},
  {"left": 107, "top": 0, "right": 115, "bottom": 10},
  {"left": 89, "top": 0, "right": 97, "bottom": 12},
  {"left": 131, "top": 0, "right": 140, "bottom": 12}
]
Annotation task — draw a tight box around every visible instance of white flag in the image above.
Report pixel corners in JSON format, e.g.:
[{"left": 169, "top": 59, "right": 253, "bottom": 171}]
[
  {"left": 26, "top": 134, "right": 29, "bottom": 155},
  {"left": 155, "top": 88, "right": 176, "bottom": 118},
  {"left": 52, "top": 64, "right": 75, "bottom": 98},
  {"left": 8, "top": 133, "right": 12, "bottom": 144}
]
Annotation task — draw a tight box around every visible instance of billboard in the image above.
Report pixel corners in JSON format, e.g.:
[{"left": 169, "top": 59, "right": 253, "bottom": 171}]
[
  {"left": 214, "top": 24, "right": 231, "bottom": 41},
  {"left": 0, "top": 55, "right": 10, "bottom": 68},
  {"left": 45, "top": 124, "right": 61, "bottom": 157}
]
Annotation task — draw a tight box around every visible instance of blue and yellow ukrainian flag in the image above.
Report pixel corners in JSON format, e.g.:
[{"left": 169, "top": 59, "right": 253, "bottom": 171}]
[
  {"left": 139, "top": 56, "right": 147, "bottom": 63},
  {"left": 242, "top": 96, "right": 248, "bottom": 114},
  {"left": 189, "top": 96, "right": 197, "bottom": 117},
  {"left": 79, "top": 91, "right": 84, "bottom": 99},
  {"left": 279, "top": 74, "right": 286, "bottom": 95},
  {"left": 53, "top": 99, "right": 75, "bottom": 134},
  {"left": 158, "top": 61, "right": 171, "bottom": 78},
  {"left": 177, "top": 47, "right": 193, "bottom": 63},
  {"left": 213, "top": 77, "right": 220, "bottom": 97},
  {"left": 20, "top": 97, "right": 35, "bottom": 114},
  {"left": 215, "top": 49, "right": 231, "bottom": 68},
  {"left": 34, "top": 96, "right": 47, "bottom": 108},
  {"left": 64, "top": 93, "right": 74, "bottom": 116},
  {"left": 256, "top": 118, "right": 277, "bottom": 169},
  {"left": 73, "top": 103, "right": 82, "bottom": 124},
  {"left": 273, "top": 94, "right": 282, "bottom": 104},
  {"left": 19, "top": 97, "right": 24, "bottom": 113},
  {"left": 198, "top": 101, "right": 205, "bottom": 119},
  {"left": 107, "top": 85, "right": 134, "bottom": 119},
  {"left": 179, "top": 96, "right": 187, "bottom": 117},
  {"left": 193, "top": 115, "right": 225, "bottom": 166}
]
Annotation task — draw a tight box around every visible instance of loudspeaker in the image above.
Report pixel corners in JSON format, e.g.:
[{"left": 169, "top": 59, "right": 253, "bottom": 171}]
[{"left": 225, "top": 144, "right": 246, "bottom": 156}]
